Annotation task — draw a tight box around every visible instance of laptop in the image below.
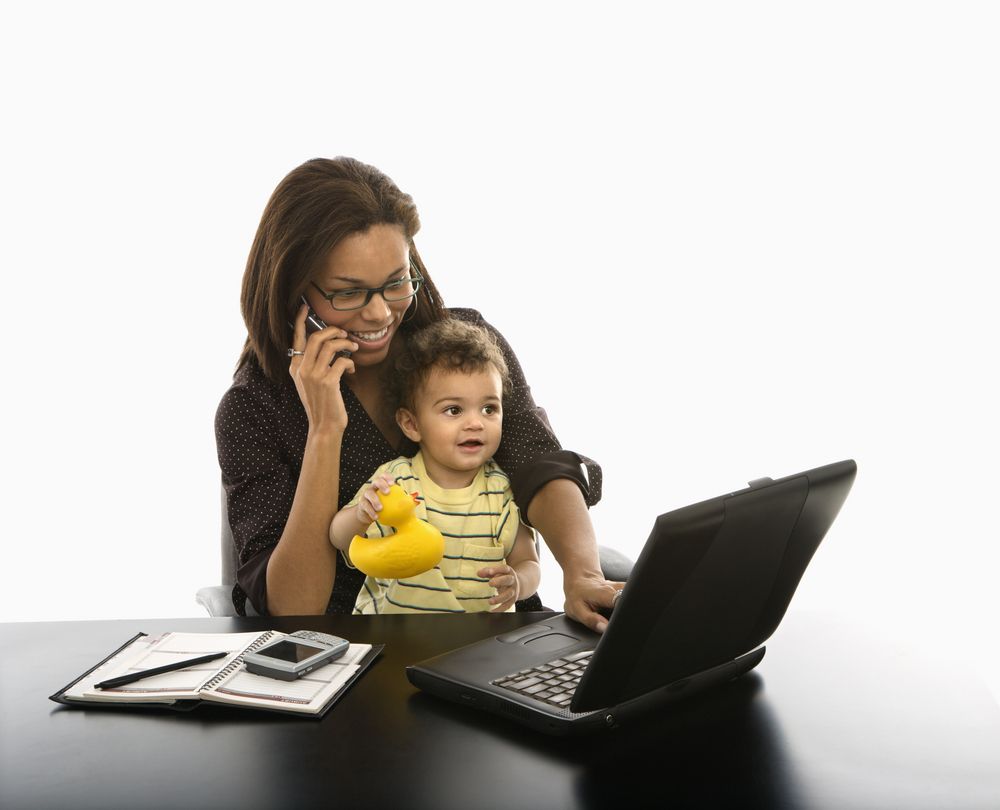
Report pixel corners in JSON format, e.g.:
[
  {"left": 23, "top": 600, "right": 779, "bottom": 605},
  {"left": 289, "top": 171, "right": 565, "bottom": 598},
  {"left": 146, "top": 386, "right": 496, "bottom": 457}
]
[{"left": 406, "top": 459, "right": 857, "bottom": 735}]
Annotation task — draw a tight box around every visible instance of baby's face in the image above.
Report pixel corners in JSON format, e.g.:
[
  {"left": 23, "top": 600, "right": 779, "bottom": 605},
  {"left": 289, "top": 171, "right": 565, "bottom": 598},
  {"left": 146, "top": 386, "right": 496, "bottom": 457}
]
[{"left": 401, "top": 365, "right": 504, "bottom": 488}]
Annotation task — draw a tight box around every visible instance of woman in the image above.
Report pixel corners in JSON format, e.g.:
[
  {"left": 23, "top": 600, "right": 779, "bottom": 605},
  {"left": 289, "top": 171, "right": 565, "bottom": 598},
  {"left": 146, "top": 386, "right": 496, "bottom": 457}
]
[{"left": 215, "top": 157, "right": 619, "bottom": 632}]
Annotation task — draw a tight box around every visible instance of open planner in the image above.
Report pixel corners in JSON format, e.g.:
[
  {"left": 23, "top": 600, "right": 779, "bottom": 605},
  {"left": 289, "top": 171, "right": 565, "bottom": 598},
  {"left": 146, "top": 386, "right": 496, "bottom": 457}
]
[{"left": 50, "top": 630, "right": 382, "bottom": 718}]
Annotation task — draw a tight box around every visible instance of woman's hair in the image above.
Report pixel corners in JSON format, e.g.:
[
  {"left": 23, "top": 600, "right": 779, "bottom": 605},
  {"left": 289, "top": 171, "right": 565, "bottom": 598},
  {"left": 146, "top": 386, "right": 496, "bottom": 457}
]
[
  {"left": 389, "top": 318, "right": 510, "bottom": 414},
  {"left": 238, "top": 157, "right": 448, "bottom": 382}
]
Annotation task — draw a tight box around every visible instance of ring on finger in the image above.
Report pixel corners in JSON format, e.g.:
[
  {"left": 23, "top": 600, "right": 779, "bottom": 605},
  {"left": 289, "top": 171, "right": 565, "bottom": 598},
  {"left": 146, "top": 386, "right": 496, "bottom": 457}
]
[{"left": 287, "top": 349, "right": 305, "bottom": 357}]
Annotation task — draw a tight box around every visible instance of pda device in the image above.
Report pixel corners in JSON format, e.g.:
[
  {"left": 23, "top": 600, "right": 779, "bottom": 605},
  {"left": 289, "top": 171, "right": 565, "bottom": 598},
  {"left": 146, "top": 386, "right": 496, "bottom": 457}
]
[{"left": 243, "top": 631, "right": 349, "bottom": 681}]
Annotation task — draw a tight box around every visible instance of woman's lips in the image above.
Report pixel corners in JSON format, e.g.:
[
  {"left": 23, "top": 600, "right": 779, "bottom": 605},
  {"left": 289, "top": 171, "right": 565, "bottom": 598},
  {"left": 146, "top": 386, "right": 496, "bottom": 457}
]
[{"left": 348, "top": 323, "right": 393, "bottom": 350}]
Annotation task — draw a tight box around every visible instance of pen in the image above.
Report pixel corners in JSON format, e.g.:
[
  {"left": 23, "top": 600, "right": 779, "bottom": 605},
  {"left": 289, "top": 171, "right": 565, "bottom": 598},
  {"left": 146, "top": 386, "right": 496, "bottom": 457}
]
[{"left": 94, "top": 651, "right": 229, "bottom": 690}]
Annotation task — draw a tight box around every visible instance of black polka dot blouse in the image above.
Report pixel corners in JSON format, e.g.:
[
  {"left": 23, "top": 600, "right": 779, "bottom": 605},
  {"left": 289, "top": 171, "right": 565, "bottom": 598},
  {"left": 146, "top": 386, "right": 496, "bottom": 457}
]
[{"left": 214, "top": 308, "right": 603, "bottom": 616}]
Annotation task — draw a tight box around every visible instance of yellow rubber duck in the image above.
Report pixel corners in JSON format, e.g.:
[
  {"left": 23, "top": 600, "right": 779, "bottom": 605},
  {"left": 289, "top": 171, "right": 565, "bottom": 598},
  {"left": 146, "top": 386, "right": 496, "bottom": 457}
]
[{"left": 349, "top": 485, "right": 445, "bottom": 579}]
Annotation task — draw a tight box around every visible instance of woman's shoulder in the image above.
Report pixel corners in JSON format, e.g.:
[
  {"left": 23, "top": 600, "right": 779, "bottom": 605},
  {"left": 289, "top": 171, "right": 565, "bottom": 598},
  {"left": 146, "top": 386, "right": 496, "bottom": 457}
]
[
  {"left": 445, "top": 308, "right": 511, "bottom": 344},
  {"left": 216, "top": 358, "right": 298, "bottom": 425},
  {"left": 446, "top": 307, "right": 485, "bottom": 324}
]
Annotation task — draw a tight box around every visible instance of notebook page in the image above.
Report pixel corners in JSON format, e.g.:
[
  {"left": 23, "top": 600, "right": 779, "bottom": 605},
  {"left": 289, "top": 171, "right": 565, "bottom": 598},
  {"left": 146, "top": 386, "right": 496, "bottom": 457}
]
[
  {"left": 68, "top": 631, "right": 266, "bottom": 702},
  {"left": 204, "top": 644, "right": 372, "bottom": 714}
]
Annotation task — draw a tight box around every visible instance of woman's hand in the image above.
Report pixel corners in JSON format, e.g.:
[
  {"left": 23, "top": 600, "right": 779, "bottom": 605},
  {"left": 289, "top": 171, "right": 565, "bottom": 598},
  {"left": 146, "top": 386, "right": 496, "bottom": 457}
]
[
  {"left": 356, "top": 474, "right": 395, "bottom": 526},
  {"left": 564, "top": 574, "right": 625, "bottom": 633},
  {"left": 288, "top": 304, "right": 358, "bottom": 434},
  {"left": 480, "top": 564, "right": 522, "bottom": 613}
]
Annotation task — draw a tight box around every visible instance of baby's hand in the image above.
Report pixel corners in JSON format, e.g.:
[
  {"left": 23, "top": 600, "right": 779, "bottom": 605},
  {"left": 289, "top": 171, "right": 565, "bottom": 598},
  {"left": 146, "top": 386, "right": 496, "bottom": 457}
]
[
  {"left": 356, "top": 474, "right": 394, "bottom": 526},
  {"left": 478, "top": 564, "right": 520, "bottom": 613}
]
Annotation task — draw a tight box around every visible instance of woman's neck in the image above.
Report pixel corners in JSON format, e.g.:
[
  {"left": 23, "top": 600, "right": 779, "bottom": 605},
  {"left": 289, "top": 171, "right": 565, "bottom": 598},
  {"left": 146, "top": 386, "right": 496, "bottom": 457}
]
[
  {"left": 346, "top": 361, "right": 383, "bottom": 393},
  {"left": 346, "top": 361, "right": 401, "bottom": 449}
]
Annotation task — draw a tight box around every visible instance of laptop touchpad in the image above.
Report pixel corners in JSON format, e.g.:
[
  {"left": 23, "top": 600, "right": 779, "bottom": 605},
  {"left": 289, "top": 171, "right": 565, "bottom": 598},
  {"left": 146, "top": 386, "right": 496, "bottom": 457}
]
[
  {"left": 523, "top": 633, "right": 579, "bottom": 652},
  {"left": 497, "top": 625, "right": 552, "bottom": 643}
]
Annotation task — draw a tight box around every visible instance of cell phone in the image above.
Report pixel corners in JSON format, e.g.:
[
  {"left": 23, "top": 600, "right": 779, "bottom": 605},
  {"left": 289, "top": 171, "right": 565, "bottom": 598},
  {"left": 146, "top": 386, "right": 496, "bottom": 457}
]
[
  {"left": 290, "top": 296, "right": 352, "bottom": 360},
  {"left": 301, "top": 296, "right": 328, "bottom": 336},
  {"left": 243, "top": 630, "right": 350, "bottom": 681}
]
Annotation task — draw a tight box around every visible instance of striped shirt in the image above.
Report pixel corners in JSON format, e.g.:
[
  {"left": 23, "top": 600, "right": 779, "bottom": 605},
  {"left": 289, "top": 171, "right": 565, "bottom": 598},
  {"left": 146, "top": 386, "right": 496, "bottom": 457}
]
[{"left": 347, "top": 453, "right": 521, "bottom": 614}]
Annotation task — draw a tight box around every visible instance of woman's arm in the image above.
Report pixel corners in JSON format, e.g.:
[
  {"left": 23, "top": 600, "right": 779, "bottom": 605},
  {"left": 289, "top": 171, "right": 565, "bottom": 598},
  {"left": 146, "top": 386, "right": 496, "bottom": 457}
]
[
  {"left": 265, "top": 306, "right": 359, "bottom": 615},
  {"left": 262, "top": 430, "right": 341, "bottom": 614},
  {"left": 526, "top": 479, "right": 620, "bottom": 632}
]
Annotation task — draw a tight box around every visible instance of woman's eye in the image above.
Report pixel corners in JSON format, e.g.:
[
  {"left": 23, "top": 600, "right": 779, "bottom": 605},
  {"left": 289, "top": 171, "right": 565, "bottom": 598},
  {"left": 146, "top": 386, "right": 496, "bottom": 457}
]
[{"left": 333, "top": 289, "right": 363, "bottom": 301}]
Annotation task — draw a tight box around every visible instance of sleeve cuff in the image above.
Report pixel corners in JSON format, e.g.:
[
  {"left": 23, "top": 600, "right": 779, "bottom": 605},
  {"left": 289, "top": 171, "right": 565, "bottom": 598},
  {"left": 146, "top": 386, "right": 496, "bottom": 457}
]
[
  {"left": 509, "top": 450, "right": 603, "bottom": 527},
  {"left": 235, "top": 545, "right": 272, "bottom": 616}
]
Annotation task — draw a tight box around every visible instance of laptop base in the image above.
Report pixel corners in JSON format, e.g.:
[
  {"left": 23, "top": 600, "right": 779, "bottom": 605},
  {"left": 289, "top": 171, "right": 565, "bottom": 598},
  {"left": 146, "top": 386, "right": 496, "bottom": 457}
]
[{"left": 406, "top": 615, "right": 766, "bottom": 735}]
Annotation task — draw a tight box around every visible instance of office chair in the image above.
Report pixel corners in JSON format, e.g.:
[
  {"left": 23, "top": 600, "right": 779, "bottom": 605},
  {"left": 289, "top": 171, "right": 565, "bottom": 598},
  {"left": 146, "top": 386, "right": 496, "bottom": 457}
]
[
  {"left": 195, "top": 488, "right": 247, "bottom": 617},
  {"left": 197, "top": 488, "right": 634, "bottom": 618}
]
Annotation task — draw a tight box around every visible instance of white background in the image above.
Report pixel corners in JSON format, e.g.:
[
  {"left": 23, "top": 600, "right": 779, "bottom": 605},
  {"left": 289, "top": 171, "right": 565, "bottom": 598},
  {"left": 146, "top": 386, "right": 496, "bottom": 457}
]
[{"left": 2, "top": 3, "right": 997, "bottom": 701}]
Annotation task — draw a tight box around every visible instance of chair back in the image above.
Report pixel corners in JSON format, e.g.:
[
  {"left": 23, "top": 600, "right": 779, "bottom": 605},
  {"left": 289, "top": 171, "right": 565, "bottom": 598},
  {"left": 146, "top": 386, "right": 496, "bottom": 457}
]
[
  {"left": 195, "top": 487, "right": 244, "bottom": 617},
  {"left": 220, "top": 486, "right": 238, "bottom": 589}
]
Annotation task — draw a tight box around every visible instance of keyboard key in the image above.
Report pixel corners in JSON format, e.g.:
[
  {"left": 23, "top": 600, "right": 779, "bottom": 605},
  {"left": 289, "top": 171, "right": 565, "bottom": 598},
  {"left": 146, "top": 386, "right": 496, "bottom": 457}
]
[{"left": 493, "top": 648, "right": 596, "bottom": 706}]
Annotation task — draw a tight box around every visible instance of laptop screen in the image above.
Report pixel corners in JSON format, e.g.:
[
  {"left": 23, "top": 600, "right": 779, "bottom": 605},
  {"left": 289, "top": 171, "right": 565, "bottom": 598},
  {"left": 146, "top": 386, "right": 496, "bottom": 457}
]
[{"left": 572, "top": 459, "right": 856, "bottom": 711}]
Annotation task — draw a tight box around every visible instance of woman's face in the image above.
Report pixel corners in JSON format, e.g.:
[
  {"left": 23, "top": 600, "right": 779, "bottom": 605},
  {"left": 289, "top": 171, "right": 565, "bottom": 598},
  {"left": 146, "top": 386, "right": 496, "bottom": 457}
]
[{"left": 304, "top": 223, "right": 415, "bottom": 369}]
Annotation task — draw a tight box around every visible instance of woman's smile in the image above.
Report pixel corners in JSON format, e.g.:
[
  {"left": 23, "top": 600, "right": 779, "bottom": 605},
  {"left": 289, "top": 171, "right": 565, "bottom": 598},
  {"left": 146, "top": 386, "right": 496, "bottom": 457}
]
[
  {"left": 349, "top": 324, "right": 390, "bottom": 342},
  {"left": 347, "top": 322, "right": 394, "bottom": 350}
]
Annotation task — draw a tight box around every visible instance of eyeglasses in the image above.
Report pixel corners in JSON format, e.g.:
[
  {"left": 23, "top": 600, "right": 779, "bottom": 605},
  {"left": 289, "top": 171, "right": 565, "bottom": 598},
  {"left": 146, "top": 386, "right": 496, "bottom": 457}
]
[{"left": 311, "top": 271, "right": 424, "bottom": 311}]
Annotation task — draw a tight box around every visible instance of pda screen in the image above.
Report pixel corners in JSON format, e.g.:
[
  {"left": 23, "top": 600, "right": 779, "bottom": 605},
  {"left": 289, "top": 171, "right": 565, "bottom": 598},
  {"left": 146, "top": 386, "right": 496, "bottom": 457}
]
[{"left": 259, "top": 640, "right": 321, "bottom": 663}]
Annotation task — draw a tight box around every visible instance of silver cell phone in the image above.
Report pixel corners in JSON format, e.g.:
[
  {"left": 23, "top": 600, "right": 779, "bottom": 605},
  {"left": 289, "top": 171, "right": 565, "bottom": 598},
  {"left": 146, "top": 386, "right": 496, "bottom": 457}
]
[{"left": 243, "top": 630, "right": 350, "bottom": 681}]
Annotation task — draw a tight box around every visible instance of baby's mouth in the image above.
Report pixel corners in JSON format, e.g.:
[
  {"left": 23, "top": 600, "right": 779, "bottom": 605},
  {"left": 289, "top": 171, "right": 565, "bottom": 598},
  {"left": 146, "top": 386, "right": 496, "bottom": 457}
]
[{"left": 459, "top": 439, "right": 484, "bottom": 448}]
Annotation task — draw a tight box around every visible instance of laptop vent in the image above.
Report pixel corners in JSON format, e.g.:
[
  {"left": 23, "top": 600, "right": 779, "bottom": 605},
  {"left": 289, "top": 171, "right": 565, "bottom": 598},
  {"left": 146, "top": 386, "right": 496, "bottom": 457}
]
[{"left": 500, "top": 701, "right": 533, "bottom": 721}]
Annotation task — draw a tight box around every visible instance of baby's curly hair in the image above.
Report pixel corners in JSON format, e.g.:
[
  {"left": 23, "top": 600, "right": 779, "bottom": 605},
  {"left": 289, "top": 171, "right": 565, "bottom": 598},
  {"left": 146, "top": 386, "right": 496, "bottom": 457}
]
[{"left": 390, "top": 319, "right": 510, "bottom": 413}]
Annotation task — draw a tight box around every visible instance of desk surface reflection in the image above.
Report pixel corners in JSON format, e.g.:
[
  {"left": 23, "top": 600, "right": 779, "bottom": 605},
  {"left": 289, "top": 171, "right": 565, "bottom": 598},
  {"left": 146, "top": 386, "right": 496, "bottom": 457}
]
[{"left": 2, "top": 611, "right": 999, "bottom": 809}]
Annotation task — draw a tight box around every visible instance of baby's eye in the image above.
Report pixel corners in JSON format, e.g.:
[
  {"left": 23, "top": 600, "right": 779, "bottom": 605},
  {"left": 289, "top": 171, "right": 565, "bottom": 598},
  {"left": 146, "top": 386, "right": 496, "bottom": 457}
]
[
  {"left": 482, "top": 405, "right": 499, "bottom": 416},
  {"left": 444, "top": 406, "right": 462, "bottom": 416}
]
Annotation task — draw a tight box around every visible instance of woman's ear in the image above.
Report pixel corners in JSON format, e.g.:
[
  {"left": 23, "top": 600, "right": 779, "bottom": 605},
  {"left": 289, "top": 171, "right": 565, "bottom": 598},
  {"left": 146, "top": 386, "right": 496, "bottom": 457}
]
[{"left": 396, "top": 408, "right": 421, "bottom": 442}]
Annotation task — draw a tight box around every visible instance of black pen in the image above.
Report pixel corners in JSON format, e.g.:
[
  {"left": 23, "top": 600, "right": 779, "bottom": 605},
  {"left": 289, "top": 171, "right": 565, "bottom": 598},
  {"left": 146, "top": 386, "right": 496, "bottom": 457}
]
[{"left": 94, "top": 651, "right": 229, "bottom": 690}]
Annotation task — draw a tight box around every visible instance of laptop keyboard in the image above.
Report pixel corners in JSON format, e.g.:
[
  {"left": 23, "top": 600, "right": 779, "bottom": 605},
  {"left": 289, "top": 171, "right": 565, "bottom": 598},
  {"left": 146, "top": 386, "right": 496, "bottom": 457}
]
[{"left": 491, "top": 649, "right": 594, "bottom": 709}]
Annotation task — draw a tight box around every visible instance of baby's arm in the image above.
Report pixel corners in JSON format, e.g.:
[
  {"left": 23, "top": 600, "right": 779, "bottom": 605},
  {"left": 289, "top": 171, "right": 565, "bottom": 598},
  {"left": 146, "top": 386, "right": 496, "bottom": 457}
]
[
  {"left": 329, "top": 473, "right": 394, "bottom": 551},
  {"left": 479, "top": 520, "right": 541, "bottom": 613}
]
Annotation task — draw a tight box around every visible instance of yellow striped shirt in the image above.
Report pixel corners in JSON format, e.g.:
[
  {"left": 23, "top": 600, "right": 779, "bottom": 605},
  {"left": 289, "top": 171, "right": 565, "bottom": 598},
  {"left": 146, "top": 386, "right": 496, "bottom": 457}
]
[{"left": 347, "top": 452, "right": 521, "bottom": 614}]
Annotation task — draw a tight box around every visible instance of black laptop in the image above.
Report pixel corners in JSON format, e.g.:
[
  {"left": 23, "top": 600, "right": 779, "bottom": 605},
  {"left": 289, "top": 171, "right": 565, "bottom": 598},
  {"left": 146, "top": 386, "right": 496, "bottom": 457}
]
[{"left": 406, "top": 459, "right": 857, "bottom": 735}]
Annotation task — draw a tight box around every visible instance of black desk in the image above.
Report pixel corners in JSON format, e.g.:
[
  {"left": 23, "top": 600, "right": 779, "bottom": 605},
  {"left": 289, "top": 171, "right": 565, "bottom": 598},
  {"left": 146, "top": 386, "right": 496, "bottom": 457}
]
[{"left": 2, "top": 611, "right": 999, "bottom": 809}]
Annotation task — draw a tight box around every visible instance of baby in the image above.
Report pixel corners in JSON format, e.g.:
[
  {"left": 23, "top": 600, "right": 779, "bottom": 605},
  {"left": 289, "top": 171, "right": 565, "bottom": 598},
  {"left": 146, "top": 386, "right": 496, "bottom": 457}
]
[{"left": 329, "top": 318, "right": 540, "bottom": 614}]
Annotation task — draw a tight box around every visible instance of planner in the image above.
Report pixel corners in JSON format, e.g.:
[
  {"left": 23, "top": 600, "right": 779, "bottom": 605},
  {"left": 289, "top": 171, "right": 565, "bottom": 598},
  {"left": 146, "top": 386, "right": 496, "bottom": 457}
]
[{"left": 50, "top": 630, "right": 382, "bottom": 718}]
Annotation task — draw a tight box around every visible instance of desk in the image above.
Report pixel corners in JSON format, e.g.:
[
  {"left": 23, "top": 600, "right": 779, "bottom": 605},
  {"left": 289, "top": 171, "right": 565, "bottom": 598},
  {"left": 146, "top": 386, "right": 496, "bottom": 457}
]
[{"left": 2, "top": 611, "right": 999, "bottom": 809}]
